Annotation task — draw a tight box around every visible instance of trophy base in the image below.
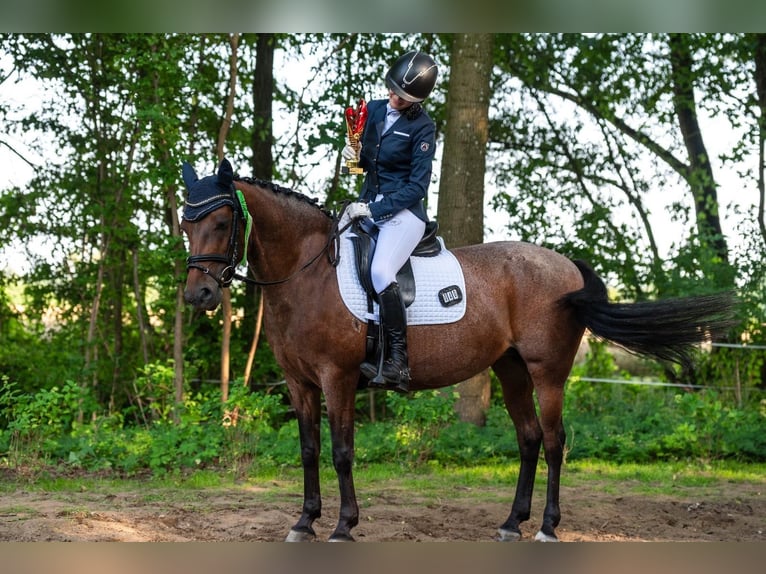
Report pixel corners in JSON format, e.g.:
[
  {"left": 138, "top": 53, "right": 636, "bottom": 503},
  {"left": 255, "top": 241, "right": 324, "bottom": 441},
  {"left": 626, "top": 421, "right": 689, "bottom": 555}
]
[{"left": 341, "top": 166, "right": 365, "bottom": 175}]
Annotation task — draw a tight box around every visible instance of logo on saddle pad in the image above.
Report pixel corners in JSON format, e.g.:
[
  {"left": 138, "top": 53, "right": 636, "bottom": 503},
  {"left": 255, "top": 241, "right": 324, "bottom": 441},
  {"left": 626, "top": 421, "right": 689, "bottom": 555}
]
[{"left": 438, "top": 285, "right": 463, "bottom": 307}]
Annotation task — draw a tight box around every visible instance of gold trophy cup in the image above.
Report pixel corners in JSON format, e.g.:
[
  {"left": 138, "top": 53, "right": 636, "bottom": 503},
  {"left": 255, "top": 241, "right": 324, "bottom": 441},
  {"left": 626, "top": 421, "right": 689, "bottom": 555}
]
[{"left": 342, "top": 98, "right": 368, "bottom": 175}]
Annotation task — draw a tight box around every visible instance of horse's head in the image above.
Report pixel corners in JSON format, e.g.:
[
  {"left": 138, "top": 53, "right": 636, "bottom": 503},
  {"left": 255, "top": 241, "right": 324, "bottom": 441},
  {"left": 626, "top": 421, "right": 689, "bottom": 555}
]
[{"left": 180, "top": 158, "right": 250, "bottom": 311}]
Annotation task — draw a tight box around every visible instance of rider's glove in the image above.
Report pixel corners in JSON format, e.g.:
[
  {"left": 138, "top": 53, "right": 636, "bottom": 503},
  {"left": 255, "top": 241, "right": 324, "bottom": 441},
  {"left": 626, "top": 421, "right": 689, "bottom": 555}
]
[
  {"left": 341, "top": 143, "right": 357, "bottom": 161},
  {"left": 346, "top": 201, "right": 372, "bottom": 221}
]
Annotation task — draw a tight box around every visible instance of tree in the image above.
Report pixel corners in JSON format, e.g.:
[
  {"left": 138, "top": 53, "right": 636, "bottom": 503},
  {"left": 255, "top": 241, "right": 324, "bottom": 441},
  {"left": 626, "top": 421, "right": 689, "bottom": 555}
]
[
  {"left": 215, "top": 33, "right": 241, "bottom": 403},
  {"left": 243, "top": 33, "right": 276, "bottom": 388},
  {"left": 436, "top": 34, "right": 494, "bottom": 425},
  {"left": 756, "top": 34, "right": 766, "bottom": 248},
  {"left": 668, "top": 34, "right": 728, "bottom": 264},
  {"left": 1, "top": 35, "right": 149, "bottom": 411},
  {"left": 0, "top": 33, "right": 242, "bottom": 414},
  {"left": 137, "top": 33, "right": 199, "bottom": 419},
  {"left": 491, "top": 34, "right": 745, "bottom": 296}
]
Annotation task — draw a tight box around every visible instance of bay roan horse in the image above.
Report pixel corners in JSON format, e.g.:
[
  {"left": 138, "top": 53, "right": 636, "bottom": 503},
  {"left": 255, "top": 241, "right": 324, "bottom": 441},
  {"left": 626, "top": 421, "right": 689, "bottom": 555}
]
[{"left": 181, "top": 159, "right": 736, "bottom": 542}]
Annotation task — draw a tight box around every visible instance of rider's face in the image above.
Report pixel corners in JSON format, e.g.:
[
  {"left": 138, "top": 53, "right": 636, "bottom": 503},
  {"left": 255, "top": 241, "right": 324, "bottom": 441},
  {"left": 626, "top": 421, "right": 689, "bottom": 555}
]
[{"left": 388, "top": 89, "right": 413, "bottom": 112}]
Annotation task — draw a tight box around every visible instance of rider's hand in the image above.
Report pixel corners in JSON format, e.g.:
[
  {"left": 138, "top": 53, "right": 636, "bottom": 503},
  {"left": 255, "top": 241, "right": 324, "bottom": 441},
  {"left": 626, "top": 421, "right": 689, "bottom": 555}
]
[
  {"left": 346, "top": 201, "right": 372, "bottom": 221},
  {"left": 341, "top": 144, "right": 357, "bottom": 161}
]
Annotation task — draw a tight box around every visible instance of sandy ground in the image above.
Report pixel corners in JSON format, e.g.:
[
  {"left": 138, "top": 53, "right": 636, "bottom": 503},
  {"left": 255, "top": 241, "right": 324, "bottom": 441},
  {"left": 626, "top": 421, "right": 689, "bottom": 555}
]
[{"left": 0, "top": 473, "right": 763, "bottom": 542}]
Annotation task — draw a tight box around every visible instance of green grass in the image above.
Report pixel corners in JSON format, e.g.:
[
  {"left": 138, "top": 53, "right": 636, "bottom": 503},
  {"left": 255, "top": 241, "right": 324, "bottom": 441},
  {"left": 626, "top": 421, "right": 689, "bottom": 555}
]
[
  {"left": 2, "top": 460, "right": 763, "bottom": 508},
  {"left": 242, "top": 459, "right": 766, "bottom": 505},
  {"left": 562, "top": 459, "right": 766, "bottom": 498},
  {"left": 0, "top": 505, "right": 42, "bottom": 518}
]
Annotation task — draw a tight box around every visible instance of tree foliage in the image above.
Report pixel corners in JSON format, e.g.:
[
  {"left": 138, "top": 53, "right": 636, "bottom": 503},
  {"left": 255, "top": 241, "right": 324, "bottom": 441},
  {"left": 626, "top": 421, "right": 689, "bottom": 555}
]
[
  {"left": 489, "top": 34, "right": 762, "bottom": 297},
  {"left": 0, "top": 33, "right": 763, "bottom": 423}
]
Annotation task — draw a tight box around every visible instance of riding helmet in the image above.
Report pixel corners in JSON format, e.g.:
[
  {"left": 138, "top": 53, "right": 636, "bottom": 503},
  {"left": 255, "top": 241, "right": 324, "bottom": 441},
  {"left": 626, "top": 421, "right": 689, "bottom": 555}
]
[{"left": 385, "top": 51, "right": 438, "bottom": 103}]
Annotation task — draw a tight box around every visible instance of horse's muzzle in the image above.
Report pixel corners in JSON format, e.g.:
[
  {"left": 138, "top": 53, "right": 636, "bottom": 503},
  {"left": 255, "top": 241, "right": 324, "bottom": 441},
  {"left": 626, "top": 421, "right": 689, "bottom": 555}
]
[{"left": 184, "top": 282, "right": 221, "bottom": 311}]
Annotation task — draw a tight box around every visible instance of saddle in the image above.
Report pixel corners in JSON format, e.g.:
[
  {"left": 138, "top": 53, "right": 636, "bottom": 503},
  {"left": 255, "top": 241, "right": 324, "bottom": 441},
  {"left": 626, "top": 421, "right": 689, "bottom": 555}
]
[{"left": 349, "top": 218, "right": 441, "bottom": 307}]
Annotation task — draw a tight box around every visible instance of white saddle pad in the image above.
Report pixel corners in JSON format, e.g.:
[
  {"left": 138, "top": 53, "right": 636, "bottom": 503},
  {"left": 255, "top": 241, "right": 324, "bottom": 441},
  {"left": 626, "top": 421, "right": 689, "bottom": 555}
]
[{"left": 336, "top": 229, "right": 467, "bottom": 325}]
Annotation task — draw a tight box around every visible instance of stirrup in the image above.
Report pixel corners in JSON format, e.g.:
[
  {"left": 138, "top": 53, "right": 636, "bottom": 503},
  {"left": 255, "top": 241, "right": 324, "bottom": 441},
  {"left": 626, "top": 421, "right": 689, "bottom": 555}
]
[
  {"left": 362, "top": 323, "right": 387, "bottom": 385},
  {"left": 360, "top": 361, "right": 378, "bottom": 381},
  {"left": 368, "top": 361, "right": 410, "bottom": 393}
]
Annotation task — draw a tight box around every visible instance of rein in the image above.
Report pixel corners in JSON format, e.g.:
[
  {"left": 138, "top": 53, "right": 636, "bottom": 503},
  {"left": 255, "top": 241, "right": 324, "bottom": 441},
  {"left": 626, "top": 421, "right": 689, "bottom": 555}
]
[{"left": 186, "top": 189, "right": 350, "bottom": 288}]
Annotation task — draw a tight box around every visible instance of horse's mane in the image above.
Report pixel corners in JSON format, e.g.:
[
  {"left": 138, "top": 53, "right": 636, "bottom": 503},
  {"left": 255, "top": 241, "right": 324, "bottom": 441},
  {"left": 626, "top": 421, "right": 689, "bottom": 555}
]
[{"left": 235, "top": 176, "right": 334, "bottom": 219}]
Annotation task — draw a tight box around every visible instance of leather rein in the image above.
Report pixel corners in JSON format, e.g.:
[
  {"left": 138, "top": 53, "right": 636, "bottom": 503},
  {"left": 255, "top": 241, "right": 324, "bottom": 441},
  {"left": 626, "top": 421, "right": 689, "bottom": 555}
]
[{"left": 185, "top": 189, "right": 349, "bottom": 288}]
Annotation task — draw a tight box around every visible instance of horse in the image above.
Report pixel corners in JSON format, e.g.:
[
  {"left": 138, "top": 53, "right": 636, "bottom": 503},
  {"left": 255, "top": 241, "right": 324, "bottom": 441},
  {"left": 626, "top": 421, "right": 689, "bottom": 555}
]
[{"left": 180, "top": 159, "right": 736, "bottom": 542}]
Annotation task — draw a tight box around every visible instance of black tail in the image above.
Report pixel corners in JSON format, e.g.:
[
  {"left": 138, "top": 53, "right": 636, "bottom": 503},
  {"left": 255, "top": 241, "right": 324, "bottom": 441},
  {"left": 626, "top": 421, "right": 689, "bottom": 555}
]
[{"left": 561, "top": 260, "right": 739, "bottom": 369}]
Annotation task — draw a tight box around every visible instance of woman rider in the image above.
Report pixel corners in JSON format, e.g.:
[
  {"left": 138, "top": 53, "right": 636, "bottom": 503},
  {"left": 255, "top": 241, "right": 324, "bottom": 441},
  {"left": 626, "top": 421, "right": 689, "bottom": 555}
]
[{"left": 342, "top": 50, "right": 439, "bottom": 393}]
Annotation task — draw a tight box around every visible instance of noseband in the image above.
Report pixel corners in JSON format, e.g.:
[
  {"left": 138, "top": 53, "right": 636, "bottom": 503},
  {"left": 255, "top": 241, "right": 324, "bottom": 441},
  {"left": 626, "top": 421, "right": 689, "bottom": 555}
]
[{"left": 184, "top": 188, "right": 252, "bottom": 288}]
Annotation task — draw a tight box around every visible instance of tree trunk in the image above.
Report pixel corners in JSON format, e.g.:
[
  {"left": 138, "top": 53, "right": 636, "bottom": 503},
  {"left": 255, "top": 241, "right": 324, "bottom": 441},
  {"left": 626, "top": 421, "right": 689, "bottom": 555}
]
[
  {"left": 164, "top": 158, "right": 185, "bottom": 422},
  {"left": 147, "top": 38, "right": 188, "bottom": 422},
  {"left": 132, "top": 247, "right": 150, "bottom": 365},
  {"left": 437, "top": 34, "right": 494, "bottom": 426},
  {"left": 753, "top": 33, "right": 766, "bottom": 248},
  {"left": 251, "top": 33, "right": 275, "bottom": 180},
  {"left": 109, "top": 246, "right": 125, "bottom": 413},
  {"left": 750, "top": 33, "right": 766, "bottom": 389},
  {"left": 243, "top": 292, "right": 264, "bottom": 386},
  {"left": 668, "top": 34, "right": 729, "bottom": 264},
  {"left": 218, "top": 33, "right": 240, "bottom": 403},
  {"left": 244, "top": 33, "right": 276, "bottom": 388}
]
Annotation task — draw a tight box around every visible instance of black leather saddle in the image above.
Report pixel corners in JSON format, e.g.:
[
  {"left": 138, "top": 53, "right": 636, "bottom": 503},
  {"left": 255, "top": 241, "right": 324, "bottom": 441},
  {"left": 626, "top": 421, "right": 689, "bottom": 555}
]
[{"left": 349, "top": 219, "right": 441, "bottom": 307}]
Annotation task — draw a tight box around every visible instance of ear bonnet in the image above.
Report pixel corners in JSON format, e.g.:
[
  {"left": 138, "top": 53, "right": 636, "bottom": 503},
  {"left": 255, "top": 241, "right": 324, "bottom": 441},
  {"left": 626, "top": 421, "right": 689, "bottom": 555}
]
[{"left": 182, "top": 159, "right": 235, "bottom": 222}]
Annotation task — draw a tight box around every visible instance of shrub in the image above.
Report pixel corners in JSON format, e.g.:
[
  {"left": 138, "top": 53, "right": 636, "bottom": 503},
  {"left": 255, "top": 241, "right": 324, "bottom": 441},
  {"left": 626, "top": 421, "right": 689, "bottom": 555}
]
[{"left": 2, "top": 373, "right": 764, "bottom": 474}]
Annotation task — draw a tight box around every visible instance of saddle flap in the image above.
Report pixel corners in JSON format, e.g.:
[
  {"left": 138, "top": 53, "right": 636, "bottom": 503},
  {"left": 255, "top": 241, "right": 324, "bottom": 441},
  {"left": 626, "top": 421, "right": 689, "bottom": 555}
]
[
  {"left": 349, "top": 234, "right": 375, "bottom": 295},
  {"left": 396, "top": 260, "right": 415, "bottom": 308}
]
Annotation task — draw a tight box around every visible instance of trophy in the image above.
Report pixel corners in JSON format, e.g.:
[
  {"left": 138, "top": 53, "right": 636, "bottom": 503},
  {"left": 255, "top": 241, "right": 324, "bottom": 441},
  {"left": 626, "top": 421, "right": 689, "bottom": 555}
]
[{"left": 341, "top": 98, "right": 368, "bottom": 175}]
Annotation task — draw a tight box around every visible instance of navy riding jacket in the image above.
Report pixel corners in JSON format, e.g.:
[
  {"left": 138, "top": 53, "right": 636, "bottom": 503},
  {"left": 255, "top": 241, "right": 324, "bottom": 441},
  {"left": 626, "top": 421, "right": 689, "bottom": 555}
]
[{"left": 357, "top": 98, "right": 436, "bottom": 223}]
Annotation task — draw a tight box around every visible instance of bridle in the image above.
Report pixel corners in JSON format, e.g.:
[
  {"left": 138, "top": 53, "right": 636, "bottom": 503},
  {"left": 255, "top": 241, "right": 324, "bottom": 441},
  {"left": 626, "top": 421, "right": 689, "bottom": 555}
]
[
  {"left": 184, "top": 188, "right": 349, "bottom": 288},
  {"left": 185, "top": 187, "right": 252, "bottom": 288}
]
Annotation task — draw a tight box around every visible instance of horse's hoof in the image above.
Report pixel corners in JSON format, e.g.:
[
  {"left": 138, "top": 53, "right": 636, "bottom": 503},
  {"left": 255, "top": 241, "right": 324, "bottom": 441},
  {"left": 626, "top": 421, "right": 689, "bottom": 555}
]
[
  {"left": 285, "top": 528, "right": 316, "bottom": 542},
  {"left": 497, "top": 527, "right": 521, "bottom": 542},
  {"left": 328, "top": 533, "right": 355, "bottom": 542},
  {"left": 534, "top": 530, "right": 559, "bottom": 542}
]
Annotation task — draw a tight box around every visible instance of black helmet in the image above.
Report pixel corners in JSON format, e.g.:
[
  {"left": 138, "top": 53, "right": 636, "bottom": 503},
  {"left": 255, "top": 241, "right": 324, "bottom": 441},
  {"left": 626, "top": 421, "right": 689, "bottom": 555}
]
[{"left": 385, "top": 51, "right": 438, "bottom": 103}]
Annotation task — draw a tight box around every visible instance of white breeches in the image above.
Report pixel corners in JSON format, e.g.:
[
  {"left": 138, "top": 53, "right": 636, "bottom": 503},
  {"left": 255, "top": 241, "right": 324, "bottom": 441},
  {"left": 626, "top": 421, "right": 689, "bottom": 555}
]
[{"left": 370, "top": 206, "right": 426, "bottom": 293}]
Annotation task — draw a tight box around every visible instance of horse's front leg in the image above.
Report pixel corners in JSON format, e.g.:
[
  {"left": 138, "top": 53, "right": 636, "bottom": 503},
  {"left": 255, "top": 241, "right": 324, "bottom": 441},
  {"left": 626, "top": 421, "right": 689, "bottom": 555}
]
[
  {"left": 325, "top": 379, "right": 359, "bottom": 541},
  {"left": 285, "top": 382, "right": 323, "bottom": 542}
]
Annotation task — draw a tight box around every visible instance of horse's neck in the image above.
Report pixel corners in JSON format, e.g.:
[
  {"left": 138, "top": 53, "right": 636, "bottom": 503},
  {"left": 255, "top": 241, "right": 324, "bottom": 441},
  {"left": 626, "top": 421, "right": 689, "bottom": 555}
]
[{"left": 240, "top": 181, "right": 332, "bottom": 281}]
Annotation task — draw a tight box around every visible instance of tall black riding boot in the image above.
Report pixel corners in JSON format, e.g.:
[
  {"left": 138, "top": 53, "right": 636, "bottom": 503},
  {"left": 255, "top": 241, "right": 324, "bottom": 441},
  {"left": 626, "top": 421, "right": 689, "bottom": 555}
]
[{"left": 364, "top": 282, "right": 410, "bottom": 393}]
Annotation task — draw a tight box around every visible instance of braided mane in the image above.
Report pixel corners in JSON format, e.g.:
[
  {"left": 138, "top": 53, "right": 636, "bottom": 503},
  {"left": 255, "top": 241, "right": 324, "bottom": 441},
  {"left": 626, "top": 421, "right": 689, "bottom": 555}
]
[{"left": 235, "top": 176, "right": 334, "bottom": 219}]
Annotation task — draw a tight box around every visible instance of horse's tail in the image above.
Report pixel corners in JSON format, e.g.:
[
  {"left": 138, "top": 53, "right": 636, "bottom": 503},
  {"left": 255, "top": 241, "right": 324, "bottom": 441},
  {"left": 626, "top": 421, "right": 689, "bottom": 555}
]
[{"left": 561, "top": 259, "right": 738, "bottom": 369}]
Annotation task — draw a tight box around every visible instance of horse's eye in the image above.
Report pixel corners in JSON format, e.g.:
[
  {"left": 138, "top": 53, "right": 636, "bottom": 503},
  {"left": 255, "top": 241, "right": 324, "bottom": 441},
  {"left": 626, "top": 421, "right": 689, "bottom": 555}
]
[{"left": 214, "top": 220, "right": 229, "bottom": 232}]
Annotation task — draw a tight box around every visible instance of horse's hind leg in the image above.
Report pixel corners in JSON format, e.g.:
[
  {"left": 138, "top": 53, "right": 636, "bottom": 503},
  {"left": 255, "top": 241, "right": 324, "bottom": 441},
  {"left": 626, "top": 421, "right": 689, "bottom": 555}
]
[
  {"left": 493, "top": 349, "right": 543, "bottom": 541},
  {"left": 528, "top": 360, "right": 569, "bottom": 542},
  {"left": 285, "top": 382, "right": 323, "bottom": 542}
]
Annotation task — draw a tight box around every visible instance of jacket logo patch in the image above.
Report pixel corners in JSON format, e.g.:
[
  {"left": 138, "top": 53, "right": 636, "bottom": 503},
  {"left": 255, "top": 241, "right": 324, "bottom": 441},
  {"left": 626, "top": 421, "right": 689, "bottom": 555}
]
[{"left": 420, "top": 142, "right": 430, "bottom": 152}]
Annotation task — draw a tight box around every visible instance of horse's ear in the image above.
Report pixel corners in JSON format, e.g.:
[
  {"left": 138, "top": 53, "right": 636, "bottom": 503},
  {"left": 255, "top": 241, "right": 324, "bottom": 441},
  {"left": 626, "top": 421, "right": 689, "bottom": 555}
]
[
  {"left": 217, "top": 158, "right": 233, "bottom": 187},
  {"left": 182, "top": 161, "right": 198, "bottom": 191}
]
